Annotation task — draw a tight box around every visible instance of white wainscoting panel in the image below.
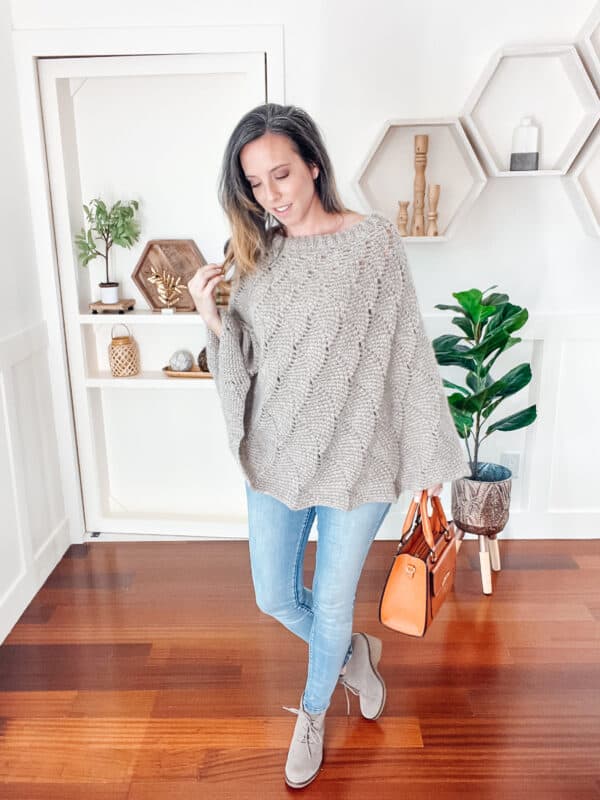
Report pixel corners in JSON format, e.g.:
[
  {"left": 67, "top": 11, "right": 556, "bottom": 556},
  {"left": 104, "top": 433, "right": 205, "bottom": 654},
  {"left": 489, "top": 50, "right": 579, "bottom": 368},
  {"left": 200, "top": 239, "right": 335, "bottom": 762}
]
[
  {"left": 0, "top": 323, "right": 71, "bottom": 643},
  {"left": 549, "top": 339, "right": 595, "bottom": 510}
]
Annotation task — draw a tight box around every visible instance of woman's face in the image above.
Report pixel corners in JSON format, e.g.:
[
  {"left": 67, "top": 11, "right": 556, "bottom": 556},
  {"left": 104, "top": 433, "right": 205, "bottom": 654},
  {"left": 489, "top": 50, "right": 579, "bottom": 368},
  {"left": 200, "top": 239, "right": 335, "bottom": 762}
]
[{"left": 240, "top": 131, "right": 320, "bottom": 229}]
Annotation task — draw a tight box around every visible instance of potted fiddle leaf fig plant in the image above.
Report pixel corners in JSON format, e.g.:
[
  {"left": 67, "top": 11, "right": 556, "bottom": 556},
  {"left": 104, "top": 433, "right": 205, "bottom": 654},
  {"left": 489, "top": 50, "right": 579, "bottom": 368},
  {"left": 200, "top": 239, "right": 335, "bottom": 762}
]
[
  {"left": 433, "top": 285, "right": 537, "bottom": 542},
  {"left": 74, "top": 198, "right": 141, "bottom": 303}
]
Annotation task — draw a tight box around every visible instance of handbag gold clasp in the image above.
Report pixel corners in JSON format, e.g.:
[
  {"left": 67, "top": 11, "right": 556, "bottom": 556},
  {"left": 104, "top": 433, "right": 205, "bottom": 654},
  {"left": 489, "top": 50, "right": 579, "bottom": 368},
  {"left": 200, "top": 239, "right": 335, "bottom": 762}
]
[{"left": 405, "top": 564, "right": 416, "bottom": 578}]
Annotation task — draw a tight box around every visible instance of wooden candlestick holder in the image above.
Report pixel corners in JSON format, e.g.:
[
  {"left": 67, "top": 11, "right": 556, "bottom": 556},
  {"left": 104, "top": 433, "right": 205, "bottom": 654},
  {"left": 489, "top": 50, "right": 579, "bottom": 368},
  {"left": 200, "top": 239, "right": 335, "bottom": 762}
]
[
  {"left": 396, "top": 200, "right": 410, "bottom": 236},
  {"left": 410, "top": 134, "right": 429, "bottom": 236},
  {"left": 426, "top": 183, "right": 441, "bottom": 236}
]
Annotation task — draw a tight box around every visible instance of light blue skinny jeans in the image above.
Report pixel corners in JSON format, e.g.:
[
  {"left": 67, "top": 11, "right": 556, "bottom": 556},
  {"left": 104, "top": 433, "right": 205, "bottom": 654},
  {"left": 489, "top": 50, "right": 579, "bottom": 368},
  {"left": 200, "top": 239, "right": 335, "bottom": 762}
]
[{"left": 245, "top": 480, "right": 392, "bottom": 714}]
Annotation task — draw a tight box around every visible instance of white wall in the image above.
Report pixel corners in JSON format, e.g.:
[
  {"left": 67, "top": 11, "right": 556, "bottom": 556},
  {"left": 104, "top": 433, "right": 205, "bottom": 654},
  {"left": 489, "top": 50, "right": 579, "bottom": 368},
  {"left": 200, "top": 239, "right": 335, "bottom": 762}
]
[
  {"left": 1, "top": 0, "right": 598, "bottom": 643},
  {"left": 0, "top": 0, "right": 71, "bottom": 643}
]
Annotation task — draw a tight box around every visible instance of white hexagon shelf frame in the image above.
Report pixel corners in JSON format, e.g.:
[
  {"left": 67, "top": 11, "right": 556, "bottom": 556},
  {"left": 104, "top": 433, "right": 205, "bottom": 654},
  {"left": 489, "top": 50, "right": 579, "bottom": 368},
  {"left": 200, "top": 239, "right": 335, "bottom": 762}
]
[
  {"left": 461, "top": 44, "right": 600, "bottom": 177},
  {"left": 578, "top": 4, "right": 600, "bottom": 92},
  {"left": 566, "top": 120, "right": 600, "bottom": 237},
  {"left": 354, "top": 117, "right": 487, "bottom": 243}
]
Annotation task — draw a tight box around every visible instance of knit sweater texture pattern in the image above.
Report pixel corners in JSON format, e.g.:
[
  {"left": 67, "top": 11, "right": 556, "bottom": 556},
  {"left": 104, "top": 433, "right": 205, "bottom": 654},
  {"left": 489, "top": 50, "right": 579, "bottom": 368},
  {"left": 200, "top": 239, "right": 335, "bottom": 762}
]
[{"left": 206, "top": 211, "right": 470, "bottom": 511}]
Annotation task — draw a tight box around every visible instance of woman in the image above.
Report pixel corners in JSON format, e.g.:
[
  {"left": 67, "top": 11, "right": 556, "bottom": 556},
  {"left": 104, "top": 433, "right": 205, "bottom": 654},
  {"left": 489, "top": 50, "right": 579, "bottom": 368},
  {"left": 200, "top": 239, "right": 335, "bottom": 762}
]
[{"left": 188, "top": 103, "right": 469, "bottom": 789}]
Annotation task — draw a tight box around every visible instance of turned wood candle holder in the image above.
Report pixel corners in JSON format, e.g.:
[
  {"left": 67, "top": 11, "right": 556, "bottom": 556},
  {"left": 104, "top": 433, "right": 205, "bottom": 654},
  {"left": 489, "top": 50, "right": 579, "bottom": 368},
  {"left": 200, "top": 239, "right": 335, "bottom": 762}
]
[
  {"left": 410, "top": 134, "right": 429, "bottom": 236},
  {"left": 426, "top": 183, "right": 441, "bottom": 236},
  {"left": 396, "top": 200, "right": 410, "bottom": 236}
]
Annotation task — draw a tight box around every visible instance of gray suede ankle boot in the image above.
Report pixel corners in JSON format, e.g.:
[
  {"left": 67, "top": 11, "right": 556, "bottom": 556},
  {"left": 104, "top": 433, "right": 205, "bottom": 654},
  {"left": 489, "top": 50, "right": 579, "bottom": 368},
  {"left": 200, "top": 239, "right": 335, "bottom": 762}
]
[
  {"left": 282, "top": 697, "right": 326, "bottom": 788},
  {"left": 338, "top": 632, "right": 386, "bottom": 720}
]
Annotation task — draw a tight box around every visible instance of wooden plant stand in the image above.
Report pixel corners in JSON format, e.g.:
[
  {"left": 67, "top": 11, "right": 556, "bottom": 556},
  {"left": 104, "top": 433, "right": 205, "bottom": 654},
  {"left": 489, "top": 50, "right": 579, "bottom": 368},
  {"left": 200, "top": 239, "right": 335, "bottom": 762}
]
[
  {"left": 451, "top": 522, "right": 501, "bottom": 595},
  {"left": 89, "top": 298, "right": 136, "bottom": 314}
]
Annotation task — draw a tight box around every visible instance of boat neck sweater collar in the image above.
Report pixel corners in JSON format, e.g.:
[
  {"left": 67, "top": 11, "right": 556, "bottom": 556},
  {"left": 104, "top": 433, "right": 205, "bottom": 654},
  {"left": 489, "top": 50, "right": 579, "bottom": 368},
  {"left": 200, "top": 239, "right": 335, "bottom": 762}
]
[{"left": 269, "top": 211, "right": 381, "bottom": 256}]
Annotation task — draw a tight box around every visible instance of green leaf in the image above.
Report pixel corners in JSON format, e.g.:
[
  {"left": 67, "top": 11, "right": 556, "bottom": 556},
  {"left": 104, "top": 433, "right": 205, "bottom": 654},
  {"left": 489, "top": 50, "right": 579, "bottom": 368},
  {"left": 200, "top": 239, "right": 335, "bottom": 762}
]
[
  {"left": 433, "top": 333, "right": 468, "bottom": 350},
  {"left": 481, "top": 284, "right": 498, "bottom": 296},
  {"left": 449, "top": 405, "right": 474, "bottom": 438},
  {"left": 462, "top": 363, "right": 532, "bottom": 415},
  {"left": 453, "top": 289, "right": 498, "bottom": 325},
  {"left": 465, "top": 370, "right": 494, "bottom": 394},
  {"left": 486, "top": 404, "right": 537, "bottom": 434},
  {"left": 466, "top": 326, "right": 511, "bottom": 363},
  {"left": 486, "top": 362, "right": 532, "bottom": 400},
  {"left": 434, "top": 302, "right": 465, "bottom": 313},
  {"left": 451, "top": 315, "right": 475, "bottom": 339},
  {"left": 434, "top": 346, "right": 478, "bottom": 371},
  {"left": 442, "top": 379, "right": 469, "bottom": 396},
  {"left": 486, "top": 303, "right": 528, "bottom": 336},
  {"left": 482, "top": 291, "right": 509, "bottom": 306}
]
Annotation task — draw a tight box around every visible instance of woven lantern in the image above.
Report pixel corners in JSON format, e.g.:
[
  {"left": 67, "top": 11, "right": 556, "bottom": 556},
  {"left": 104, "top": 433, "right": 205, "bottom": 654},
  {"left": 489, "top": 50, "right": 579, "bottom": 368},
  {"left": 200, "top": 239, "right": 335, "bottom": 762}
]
[{"left": 108, "top": 324, "right": 140, "bottom": 377}]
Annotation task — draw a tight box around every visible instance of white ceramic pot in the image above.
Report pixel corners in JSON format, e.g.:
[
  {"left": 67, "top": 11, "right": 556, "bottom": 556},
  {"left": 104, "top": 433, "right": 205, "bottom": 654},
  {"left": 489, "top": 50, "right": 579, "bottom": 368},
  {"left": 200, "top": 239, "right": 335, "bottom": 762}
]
[{"left": 99, "top": 282, "right": 119, "bottom": 304}]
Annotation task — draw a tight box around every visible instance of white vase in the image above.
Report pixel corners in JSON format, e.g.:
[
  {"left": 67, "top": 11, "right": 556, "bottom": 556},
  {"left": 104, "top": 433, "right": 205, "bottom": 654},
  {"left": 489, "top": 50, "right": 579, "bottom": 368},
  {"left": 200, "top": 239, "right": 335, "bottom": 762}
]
[{"left": 99, "top": 282, "right": 119, "bottom": 303}]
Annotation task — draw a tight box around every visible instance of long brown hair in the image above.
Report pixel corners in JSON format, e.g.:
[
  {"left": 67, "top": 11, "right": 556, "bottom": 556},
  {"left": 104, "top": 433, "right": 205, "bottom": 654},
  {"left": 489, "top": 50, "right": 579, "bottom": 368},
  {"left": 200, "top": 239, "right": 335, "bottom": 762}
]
[{"left": 218, "top": 103, "right": 351, "bottom": 280}]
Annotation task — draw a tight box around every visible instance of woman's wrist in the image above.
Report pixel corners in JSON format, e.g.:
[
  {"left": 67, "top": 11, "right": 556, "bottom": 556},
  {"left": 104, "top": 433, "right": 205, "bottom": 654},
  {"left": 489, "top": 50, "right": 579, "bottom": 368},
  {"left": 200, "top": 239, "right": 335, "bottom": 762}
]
[{"left": 207, "top": 311, "right": 223, "bottom": 338}]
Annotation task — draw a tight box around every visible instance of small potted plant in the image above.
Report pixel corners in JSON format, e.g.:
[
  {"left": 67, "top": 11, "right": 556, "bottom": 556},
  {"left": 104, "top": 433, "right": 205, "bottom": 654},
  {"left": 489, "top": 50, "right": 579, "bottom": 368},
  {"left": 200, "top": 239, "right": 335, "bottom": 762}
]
[
  {"left": 75, "top": 198, "right": 141, "bottom": 303},
  {"left": 433, "top": 285, "right": 537, "bottom": 544}
]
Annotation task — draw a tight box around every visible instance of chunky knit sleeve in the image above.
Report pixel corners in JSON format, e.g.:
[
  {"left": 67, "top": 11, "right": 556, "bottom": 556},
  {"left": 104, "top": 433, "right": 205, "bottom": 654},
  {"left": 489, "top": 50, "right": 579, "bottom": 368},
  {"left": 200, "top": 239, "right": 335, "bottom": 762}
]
[
  {"left": 387, "top": 226, "right": 472, "bottom": 494},
  {"left": 205, "top": 305, "right": 258, "bottom": 465}
]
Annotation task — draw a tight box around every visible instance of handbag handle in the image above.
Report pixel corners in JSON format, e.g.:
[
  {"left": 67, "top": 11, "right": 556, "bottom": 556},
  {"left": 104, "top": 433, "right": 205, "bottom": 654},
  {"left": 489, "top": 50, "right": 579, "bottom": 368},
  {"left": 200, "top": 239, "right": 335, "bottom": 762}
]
[
  {"left": 400, "top": 490, "right": 450, "bottom": 559},
  {"left": 431, "top": 494, "right": 449, "bottom": 531}
]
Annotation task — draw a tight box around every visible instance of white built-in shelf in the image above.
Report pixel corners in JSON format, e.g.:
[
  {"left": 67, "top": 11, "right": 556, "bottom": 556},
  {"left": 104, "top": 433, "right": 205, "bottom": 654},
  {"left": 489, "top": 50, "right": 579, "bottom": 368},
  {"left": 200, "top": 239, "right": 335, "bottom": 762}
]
[
  {"left": 86, "top": 371, "right": 214, "bottom": 388},
  {"left": 79, "top": 310, "right": 207, "bottom": 325},
  {"left": 32, "top": 43, "right": 279, "bottom": 539},
  {"left": 566, "top": 121, "right": 600, "bottom": 236},
  {"left": 578, "top": 5, "right": 600, "bottom": 92},
  {"left": 461, "top": 44, "right": 600, "bottom": 177},
  {"left": 397, "top": 234, "right": 448, "bottom": 244},
  {"left": 354, "top": 117, "right": 486, "bottom": 242}
]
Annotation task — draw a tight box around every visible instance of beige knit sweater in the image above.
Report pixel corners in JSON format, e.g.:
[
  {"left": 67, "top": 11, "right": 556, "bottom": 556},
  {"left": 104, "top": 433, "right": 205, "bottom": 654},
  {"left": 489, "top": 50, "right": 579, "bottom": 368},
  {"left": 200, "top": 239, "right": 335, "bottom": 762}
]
[{"left": 206, "top": 211, "right": 470, "bottom": 511}]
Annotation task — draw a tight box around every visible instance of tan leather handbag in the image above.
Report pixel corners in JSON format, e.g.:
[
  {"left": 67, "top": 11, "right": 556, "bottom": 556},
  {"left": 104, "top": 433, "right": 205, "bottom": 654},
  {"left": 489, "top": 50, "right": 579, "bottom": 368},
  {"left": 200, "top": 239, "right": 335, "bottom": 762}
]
[{"left": 378, "top": 490, "right": 457, "bottom": 637}]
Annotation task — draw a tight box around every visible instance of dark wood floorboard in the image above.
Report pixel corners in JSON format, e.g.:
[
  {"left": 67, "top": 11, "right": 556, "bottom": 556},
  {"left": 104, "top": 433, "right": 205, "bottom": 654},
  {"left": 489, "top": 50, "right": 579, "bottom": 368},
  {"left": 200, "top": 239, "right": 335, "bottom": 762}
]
[{"left": 0, "top": 538, "right": 599, "bottom": 798}]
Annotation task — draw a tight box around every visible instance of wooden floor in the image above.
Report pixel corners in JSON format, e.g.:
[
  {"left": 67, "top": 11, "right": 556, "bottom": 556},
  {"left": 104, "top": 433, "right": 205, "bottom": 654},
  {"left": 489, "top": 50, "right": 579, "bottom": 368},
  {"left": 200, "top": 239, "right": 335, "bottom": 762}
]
[{"left": 0, "top": 537, "right": 599, "bottom": 799}]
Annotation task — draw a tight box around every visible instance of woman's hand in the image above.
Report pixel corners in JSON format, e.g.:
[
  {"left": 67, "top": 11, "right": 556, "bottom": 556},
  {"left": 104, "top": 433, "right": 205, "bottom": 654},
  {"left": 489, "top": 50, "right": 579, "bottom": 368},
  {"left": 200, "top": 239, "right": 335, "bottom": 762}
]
[
  {"left": 413, "top": 482, "right": 443, "bottom": 504},
  {"left": 188, "top": 263, "right": 225, "bottom": 335}
]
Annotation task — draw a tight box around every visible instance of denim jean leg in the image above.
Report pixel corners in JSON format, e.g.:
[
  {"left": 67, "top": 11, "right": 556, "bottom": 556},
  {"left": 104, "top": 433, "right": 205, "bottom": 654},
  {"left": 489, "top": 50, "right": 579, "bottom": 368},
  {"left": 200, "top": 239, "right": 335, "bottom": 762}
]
[
  {"left": 245, "top": 481, "right": 316, "bottom": 641},
  {"left": 301, "top": 501, "right": 392, "bottom": 714}
]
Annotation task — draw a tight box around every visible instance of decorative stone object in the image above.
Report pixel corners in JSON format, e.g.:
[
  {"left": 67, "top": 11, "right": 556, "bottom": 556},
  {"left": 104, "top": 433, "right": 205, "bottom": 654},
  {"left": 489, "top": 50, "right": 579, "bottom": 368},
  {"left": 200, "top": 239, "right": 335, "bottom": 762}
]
[
  {"left": 169, "top": 349, "right": 194, "bottom": 372},
  {"left": 197, "top": 348, "right": 209, "bottom": 373}
]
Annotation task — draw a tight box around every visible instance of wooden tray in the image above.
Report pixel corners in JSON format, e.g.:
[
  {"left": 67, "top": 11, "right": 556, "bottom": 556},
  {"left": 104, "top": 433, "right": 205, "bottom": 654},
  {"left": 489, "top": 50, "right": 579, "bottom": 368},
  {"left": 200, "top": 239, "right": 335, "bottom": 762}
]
[{"left": 162, "top": 364, "right": 212, "bottom": 379}]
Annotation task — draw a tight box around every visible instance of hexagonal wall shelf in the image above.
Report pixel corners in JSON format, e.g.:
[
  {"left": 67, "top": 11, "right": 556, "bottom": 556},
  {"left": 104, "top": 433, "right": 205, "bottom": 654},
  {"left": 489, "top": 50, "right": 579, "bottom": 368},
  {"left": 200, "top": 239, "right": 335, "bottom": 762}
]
[
  {"left": 354, "top": 118, "right": 487, "bottom": 243},
  {"left": 566, "top": 121, "right": 600, "bottom": 236},
  {"left": 578, "top": 4, "right": 600, "bottom": 92},
  {"left": 461, "top": 44, "right": 600, "bottom": 177},
  {"left": 132, "top": 239, "right": 206, "bottom": 311}
]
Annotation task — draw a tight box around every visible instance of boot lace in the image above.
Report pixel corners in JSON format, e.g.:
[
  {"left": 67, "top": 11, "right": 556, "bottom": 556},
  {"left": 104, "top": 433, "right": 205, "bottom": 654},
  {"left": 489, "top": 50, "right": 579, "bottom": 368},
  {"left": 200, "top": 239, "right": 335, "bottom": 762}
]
[
  {"left": 339, "top": 676, "right": 360, "bottom": 716},
  {"left": 282, "top": 705, "right": 324, "bottom": 759}
]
